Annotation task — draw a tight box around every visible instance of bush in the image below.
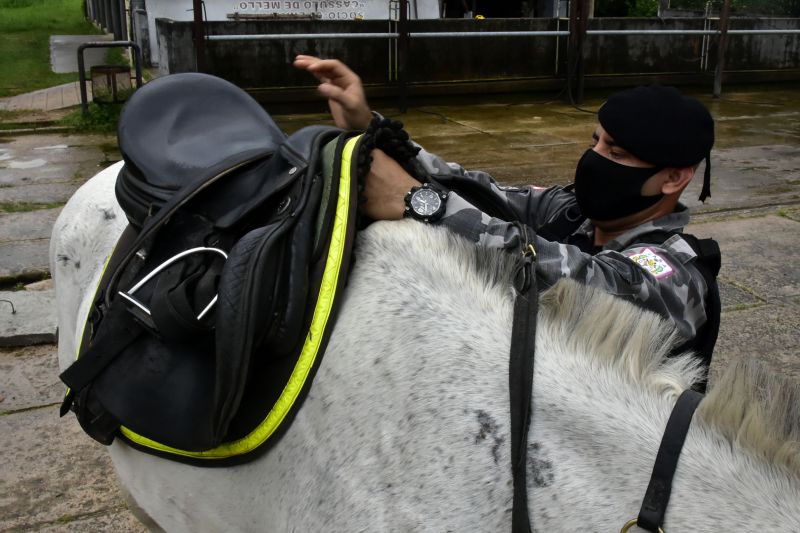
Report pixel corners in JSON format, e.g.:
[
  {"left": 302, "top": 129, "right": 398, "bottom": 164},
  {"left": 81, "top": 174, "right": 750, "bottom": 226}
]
[{"left": 60, "top": 102, "right": 123, "bottom": 133}]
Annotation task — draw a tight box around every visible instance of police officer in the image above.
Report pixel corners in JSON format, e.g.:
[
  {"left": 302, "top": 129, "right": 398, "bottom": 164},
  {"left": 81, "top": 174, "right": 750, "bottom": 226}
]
[{"left": 295, "top": 55, "right": 719, "bottom": 370}]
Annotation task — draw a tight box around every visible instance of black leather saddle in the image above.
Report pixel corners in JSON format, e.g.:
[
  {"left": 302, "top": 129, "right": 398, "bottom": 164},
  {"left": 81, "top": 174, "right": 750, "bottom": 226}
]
[{"left": 60, "top": 73, "right": 363, "bottom": 463}]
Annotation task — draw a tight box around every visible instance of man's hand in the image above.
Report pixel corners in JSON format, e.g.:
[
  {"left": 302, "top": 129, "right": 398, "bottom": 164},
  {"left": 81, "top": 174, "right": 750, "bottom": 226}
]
[
  {"left": 362, "top": 149, "right": 422, "bottom": 220},
  {"left": 293, "top": 55, "right": 372, "bottom": 130}
]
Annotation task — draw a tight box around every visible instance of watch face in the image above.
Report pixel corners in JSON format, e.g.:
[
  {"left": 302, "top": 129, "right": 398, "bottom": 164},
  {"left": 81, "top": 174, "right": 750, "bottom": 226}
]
[{"left": 411, "top": 188, "right": 442, "bottom": 216}]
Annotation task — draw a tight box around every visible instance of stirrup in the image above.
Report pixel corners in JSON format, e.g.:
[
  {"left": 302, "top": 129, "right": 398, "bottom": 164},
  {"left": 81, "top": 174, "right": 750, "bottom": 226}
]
[{"left": 118, "top": 247, "right": 228, "bottom": 321}]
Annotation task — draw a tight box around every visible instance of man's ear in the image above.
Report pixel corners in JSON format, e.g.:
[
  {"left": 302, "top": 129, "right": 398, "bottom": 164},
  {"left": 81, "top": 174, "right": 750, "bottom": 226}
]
[{"left": 661, "top": 166, "right": 695, "bottom": 195}]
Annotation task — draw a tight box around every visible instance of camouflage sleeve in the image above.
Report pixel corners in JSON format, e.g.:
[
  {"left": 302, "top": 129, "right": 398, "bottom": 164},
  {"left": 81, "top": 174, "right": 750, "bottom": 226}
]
[
  {"left": 438, "top": 196, "right": 708, "bottom": 342},
  {"left": 411, "top": 146, "right": 573, "bottom": 229}
]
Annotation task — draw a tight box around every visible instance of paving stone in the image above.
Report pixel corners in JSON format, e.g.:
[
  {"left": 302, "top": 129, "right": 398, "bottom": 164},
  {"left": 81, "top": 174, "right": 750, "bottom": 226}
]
[
  {"left": 689, "top": 214, "right": 800, "bottom": 301},
  {"left": 711, "top": 303, "right": 800, "bottom": 385},
  {"left": 35, "top": 508, "right": 147, "bottom": 532},
  {"left": 0, "top": 181, "right": 81, "bottom": 204},
  {"left": 717, "top": 279, "right": 764, "bottom": 311},
  {"left": 0, "top": 407, "right": 131, "bottom": 531},
  {"left": 0, "top": 240, "right": 50, "bottom": 281},
  {"left": 25, "top": 279, "right": 54, "bottom": 291},
  {"left": 0, "top": 290, "right": 57, "bottom": 346},
  {"left": 0, "top": 134, "right": 118, "bottom": 188},
  {"left": 0, "top": 208, "right": 62, "bottom": 243},
  {"left": 0, "top": 344, "right": 63, "bottom": 412}
]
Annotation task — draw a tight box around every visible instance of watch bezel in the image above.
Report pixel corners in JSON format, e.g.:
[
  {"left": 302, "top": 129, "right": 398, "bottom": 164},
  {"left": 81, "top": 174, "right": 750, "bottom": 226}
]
[{"left": 404, "top": 183, "right": 448, "bottom": 222}]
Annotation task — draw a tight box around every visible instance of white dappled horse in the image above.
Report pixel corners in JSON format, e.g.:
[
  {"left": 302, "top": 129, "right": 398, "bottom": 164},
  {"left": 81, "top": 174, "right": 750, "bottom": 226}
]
[{"left": 52, "top": 162, "right": 800, "bottom": 532}]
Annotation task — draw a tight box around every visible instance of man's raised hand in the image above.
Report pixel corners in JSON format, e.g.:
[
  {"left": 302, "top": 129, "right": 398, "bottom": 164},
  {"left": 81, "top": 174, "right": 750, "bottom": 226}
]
[{"left": 293, "top": 55, "right": 373, "bottom": 130}]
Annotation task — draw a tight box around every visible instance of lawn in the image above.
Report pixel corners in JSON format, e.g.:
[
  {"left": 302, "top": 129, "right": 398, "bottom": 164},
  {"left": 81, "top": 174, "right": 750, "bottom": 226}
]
[{"left": 0, "top": 0, "right": 104, "bottom": 97}]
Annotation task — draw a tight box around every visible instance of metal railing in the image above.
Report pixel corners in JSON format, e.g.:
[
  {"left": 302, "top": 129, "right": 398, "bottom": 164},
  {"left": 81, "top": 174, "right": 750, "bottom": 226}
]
[
  {"left": 204, "top": 28, "right": 800, "bottom": 41},
  {"left": 200, "top": 20, "right": 800, "bottom": 104},
  {"left": 78, "top": 41, "right": 144, "bottom": 114}
]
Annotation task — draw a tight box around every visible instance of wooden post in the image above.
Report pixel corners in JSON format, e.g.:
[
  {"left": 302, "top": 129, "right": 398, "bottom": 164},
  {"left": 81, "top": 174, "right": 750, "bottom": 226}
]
[
  {"left": 568, "top": 0, "right": 589, "bottom": 104},
  {"left": 567, "top": 0, "right": 578, "bottom": 101},
  {"left": 713, "top": 0, "right": 731, "bottom": 98},
  {"left": 192, "top": 0, "right": 206, "bottom": 73},
  {"left": 398, "top": 0, "right": 409, "bottom": 113},
  {"left": 576, "top": 0, "right": 589, "bottom": 103}
]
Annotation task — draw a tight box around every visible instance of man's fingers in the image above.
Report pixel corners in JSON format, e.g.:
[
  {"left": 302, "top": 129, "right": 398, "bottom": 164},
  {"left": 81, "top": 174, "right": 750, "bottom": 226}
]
[
  {"left": 304, "top": 59, "right": 360, "bottom": 86},
  {"left": 317, "top": 82, "right": 356, "bottom": 110}
]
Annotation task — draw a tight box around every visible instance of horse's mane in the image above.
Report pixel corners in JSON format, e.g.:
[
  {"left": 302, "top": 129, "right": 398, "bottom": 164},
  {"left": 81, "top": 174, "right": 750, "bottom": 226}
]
[
  {"left": 369, "top": 221, "right": 799, "bottom": 476},
  {"left": 369, "top": 221, "right": 704, "bottom": 393},
  {"left": 698, "top": 359, "right": 800, "bottom": 476},
  {"left": 537, "top": 279, "right": 705, "bottom": 395}
]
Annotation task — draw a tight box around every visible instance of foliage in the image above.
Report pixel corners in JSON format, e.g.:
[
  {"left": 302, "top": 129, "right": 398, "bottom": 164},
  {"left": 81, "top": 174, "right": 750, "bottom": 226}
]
[
  {"left": 0, "top": 0, "right": 103, "bottom": 97},
  {"left": 629, "top": 0, "right": 659, "bottom": 16},
  {"left": 597, "top": 0, "right": 800, "bottom": 16},
  {"left": 60, "top": 102, "right": 123, "bottom": 133}
]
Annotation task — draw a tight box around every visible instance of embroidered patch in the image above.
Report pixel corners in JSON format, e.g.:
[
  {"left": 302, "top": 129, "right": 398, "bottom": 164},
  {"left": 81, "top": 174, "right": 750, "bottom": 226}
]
[{"left": 625, "top": 247, "right": 674, "bottom": 279}]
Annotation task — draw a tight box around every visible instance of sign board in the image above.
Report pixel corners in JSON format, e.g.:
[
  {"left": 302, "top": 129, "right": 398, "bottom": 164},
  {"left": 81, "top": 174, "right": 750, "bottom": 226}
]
[{"left": 145, "top": 0, "right": 439, "bottom": 65}]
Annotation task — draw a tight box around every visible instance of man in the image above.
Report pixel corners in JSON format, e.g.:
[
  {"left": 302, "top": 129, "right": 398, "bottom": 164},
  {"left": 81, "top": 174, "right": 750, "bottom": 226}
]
[{"left": 294, "top": 55, "right": 720, "bottom": 370}]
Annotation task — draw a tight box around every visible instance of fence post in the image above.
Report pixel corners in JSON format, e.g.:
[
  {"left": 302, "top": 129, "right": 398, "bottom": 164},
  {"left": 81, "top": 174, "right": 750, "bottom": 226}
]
[
  {"left": 398, "top": 0, "right": 409, "bottom": 113},
  {"left": 568, "top": 0, "right": 589, "bottom": 104},
  {"left": 713, "top": 0, "right": 732, "bottom": 98},
  {"left": 192, "top": 0, "right": 207, "bottom": 73}
]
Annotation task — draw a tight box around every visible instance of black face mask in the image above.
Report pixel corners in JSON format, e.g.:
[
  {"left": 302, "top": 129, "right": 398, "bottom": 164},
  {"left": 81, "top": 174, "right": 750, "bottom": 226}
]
[{"left": 573, "top": 149, "right": 664, "bottom": 221}]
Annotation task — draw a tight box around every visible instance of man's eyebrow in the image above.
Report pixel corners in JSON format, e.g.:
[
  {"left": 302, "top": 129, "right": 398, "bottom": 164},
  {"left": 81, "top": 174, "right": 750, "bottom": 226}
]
[{"left": 593, "top": 131, "right": 622, "bottom": 149}]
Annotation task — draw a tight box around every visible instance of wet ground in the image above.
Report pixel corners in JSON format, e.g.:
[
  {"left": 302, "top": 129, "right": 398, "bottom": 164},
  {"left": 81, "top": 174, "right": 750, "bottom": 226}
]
[{"left": 1, "top": 83, "right": 799, "bottom": 531}]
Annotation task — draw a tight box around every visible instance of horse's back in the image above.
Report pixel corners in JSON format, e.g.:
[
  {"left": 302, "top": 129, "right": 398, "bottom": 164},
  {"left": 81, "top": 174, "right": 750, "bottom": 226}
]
[{"left": 51, "top": 161, "right": 126, "bottom": 371}]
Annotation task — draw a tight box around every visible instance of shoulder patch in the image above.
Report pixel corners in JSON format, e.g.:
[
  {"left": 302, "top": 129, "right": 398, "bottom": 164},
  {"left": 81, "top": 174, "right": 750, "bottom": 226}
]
[{"left": 625, "top": 247, "right": 675, "bottom": 279}]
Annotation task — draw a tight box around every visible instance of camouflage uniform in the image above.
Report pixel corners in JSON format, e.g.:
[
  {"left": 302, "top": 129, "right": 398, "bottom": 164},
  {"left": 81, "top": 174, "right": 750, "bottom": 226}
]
[{"left": 412, "top": 147, "right": 709, "bottom": 345}]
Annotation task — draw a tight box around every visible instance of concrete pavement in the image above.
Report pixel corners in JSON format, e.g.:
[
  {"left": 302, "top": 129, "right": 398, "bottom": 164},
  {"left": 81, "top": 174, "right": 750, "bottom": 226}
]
[{"left": 1, "top": 84, "right": 799, "bottom": 531}]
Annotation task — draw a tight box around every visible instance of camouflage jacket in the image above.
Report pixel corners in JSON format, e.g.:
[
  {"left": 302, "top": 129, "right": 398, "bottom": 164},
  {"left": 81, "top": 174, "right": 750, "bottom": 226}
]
[{"left": 411, "top": 147, "right": 709, "bottom": 344}]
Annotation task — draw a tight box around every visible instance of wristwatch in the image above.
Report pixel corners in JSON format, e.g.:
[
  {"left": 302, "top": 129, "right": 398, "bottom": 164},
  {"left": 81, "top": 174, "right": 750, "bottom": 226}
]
[{"left": 404, "top": 183, "right": 448, "bottom": 222}]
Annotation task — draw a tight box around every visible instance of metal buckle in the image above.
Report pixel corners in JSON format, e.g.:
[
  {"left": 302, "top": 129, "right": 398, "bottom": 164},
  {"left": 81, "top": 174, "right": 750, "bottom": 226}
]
[
  {"left": 118, "top": 247, "right": 228, "bottom": 321},
  {"left": 620, "top": 518, "right": 665, "bottom": 533}
]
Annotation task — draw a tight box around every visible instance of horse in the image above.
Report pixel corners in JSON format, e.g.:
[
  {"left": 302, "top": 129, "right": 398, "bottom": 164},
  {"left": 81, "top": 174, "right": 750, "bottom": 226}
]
[{"left": 52, "top": 161, "right": 800, "bottom": 532}]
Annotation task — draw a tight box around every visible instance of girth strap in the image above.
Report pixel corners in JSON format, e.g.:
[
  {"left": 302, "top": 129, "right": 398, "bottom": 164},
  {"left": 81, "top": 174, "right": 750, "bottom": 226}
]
[
  {"left": 635, "top": 389, "right": 704, "bottom": 532},
  {"left": 509, "top": 226, "right": 538, "bottom": 533}
]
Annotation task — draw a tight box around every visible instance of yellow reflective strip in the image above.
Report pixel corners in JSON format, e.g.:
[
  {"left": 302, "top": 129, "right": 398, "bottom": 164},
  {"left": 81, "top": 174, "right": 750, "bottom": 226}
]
[{"left": 121, "top": 134, "right": 359, "bottom": 459}]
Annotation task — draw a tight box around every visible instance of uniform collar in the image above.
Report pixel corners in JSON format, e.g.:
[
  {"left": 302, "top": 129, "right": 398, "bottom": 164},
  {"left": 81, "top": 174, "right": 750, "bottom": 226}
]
[{"left": 575, "top": 204, "right": 691, "bottom": 252}]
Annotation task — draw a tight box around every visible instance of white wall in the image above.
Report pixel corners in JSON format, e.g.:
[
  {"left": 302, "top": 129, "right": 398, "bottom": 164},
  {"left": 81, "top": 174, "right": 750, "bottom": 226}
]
[{"left": 145, "top": 0, "right": 440, "bottom": 65}]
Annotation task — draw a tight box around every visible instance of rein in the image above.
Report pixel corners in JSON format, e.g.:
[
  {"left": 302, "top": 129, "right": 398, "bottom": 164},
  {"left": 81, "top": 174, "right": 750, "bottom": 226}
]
[
  {"left": 621, "top": 389, "right": 704, "bottom": 533},
  {"left": 506, "top": 226, "right": 703, "bottom": 533},
  {"left": 509, "top": 227, "right": 538, "bottom": 533}
]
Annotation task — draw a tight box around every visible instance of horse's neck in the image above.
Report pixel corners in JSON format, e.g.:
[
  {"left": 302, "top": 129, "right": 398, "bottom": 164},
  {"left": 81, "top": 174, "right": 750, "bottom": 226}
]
[{"left": 530, "top": 352, "right": 800, "bottom": 531}]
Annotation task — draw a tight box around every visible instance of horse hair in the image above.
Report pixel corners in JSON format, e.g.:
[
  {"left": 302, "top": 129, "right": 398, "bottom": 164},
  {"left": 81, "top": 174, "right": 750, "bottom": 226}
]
[
  {"left": 432, "top": 222, "right": 799, "bottom": 477},
  {"left": 698, "top": 358, "right": 800, "bottom": 477},
  {"left": 390, "top": 219, "right": 706, "bottom": 396},
  {"left": 537, "top": 279, "right": 705, "bottom": 396}
]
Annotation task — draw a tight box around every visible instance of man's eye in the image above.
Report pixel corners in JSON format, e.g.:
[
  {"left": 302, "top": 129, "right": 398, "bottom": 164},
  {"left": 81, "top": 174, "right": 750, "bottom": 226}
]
[{"left": 609, "top": 150, "right": 625, "bottom": 158}]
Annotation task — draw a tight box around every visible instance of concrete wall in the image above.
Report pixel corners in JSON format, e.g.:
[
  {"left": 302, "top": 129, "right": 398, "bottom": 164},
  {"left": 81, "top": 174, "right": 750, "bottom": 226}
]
[
  {"left": 155, "top": 17, "right": 800, "bottom": 93},
  {"left": 145, "top": 0, "right": 439, "bottom": 66},
  {"left": 406, "top": 19, "right": 561, "bottom": 81},
  {"left": 585, "top": 17, "right": 800, "bottom": 75},
  {"left": 156, "top": 19, "right": 394, "bottom": 86}
]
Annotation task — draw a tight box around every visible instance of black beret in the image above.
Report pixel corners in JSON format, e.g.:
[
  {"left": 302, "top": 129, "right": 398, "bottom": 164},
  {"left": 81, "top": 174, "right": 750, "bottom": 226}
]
[{"left": 598, "top": 85, "right": 714, "bottom": 169}]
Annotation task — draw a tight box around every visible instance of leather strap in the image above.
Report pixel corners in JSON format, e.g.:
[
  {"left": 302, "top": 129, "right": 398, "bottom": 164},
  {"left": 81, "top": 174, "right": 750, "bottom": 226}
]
[
  {"left": 509, "top": 228, "right": 537, "bottom": 533},
  {"left": 637, "top": 389, "right": 704, "bottom": 531}
]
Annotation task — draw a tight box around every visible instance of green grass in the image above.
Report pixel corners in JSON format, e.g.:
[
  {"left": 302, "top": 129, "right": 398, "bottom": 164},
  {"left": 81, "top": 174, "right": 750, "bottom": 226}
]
[
  {"left": 0, "top": 201, "right": 66, "bottom": 213},
  {"left": 0, "top": 0, "right": 104, "bottom": 97},
  {"left": 59, "top": 101, "right": 122, "bottom": 133}
]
